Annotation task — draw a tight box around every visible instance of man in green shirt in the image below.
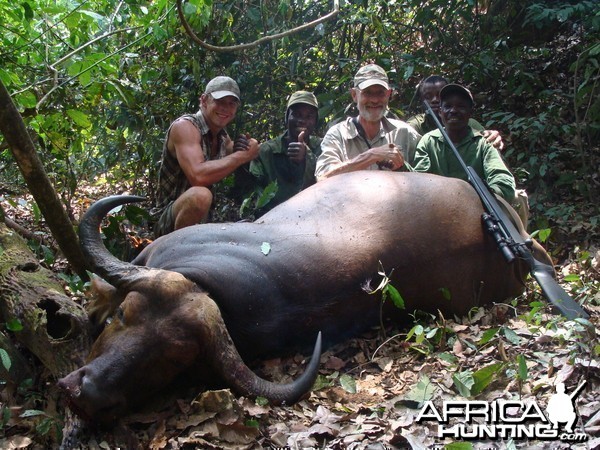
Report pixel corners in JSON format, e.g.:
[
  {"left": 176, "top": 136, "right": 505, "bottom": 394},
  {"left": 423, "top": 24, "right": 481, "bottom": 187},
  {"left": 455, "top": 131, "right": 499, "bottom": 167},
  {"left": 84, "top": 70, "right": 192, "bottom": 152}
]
[
  {"left": 407, "top": 75, "right": 504, "bottom": 151},
  {"left": 411, "top": 84, "right": 516, "bottom": 202},
  {"left": 249, "top": 91, "right": 322, "bottom": 213}
]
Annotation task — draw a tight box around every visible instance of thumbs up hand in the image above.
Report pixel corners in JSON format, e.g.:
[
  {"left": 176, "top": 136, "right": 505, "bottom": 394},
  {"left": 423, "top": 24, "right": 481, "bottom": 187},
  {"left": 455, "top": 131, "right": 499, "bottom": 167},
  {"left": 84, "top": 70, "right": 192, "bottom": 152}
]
[
  {"left": 287, "top": 129, "right": 307, "bottom": 163},
  {"left": 298, "top": 130, "right": 305, "bottom": 144}
]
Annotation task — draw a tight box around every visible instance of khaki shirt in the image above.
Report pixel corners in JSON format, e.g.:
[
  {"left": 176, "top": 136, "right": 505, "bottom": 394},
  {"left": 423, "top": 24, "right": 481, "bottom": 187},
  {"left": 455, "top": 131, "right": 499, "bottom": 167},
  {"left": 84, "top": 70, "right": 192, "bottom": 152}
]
[{"left": 315, "top": 116, "right": 421, "bottom": 179}]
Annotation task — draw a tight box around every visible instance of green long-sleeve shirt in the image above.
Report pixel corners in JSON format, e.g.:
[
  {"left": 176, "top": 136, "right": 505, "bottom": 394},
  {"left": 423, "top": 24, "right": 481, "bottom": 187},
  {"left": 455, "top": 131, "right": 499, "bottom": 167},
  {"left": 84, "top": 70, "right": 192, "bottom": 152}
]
[
  {"left": 411, "top": 128, "right": 516, "bottom": 201},
  {"left": 249, "top": 131, "right": 322, "bottom": 211}
]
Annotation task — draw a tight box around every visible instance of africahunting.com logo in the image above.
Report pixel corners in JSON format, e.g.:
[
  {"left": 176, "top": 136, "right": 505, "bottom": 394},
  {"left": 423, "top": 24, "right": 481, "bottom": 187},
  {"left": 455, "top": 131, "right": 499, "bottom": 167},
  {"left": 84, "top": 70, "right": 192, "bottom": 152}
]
[{"left": 416, "top": 380, "right": 589, "bottom": 443}]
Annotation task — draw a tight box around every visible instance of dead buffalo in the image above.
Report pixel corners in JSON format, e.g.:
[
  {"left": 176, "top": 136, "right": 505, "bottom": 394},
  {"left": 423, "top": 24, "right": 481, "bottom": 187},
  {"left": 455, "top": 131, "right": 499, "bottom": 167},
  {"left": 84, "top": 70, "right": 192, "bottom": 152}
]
[{"left": 59, "top": 171, "right": 552, "bottom": 424}]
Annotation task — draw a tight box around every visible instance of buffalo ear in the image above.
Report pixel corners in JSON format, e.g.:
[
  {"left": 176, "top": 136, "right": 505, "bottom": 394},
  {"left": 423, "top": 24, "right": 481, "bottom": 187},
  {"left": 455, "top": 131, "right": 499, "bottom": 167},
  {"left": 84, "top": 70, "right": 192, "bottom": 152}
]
[{"left": 86, "top": 277, "right": 126, "bottom": 336}]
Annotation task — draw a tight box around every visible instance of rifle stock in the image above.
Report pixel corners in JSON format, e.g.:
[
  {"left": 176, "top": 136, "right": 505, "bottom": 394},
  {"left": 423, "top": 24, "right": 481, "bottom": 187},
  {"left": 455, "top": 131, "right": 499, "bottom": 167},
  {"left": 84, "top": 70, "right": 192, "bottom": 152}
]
[{"left": 422, "top": 100, "right": 588, "bottom": 320}]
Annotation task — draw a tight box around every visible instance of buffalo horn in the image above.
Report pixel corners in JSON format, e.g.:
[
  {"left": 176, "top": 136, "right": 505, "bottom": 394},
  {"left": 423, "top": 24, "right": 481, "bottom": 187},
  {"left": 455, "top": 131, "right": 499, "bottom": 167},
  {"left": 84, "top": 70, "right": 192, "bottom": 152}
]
[
  {"left": 200, "top": 293, "right": 322, "bottom": 404},
  {"left": 78, "top": 195, "right": 150, "bottom": 287}
]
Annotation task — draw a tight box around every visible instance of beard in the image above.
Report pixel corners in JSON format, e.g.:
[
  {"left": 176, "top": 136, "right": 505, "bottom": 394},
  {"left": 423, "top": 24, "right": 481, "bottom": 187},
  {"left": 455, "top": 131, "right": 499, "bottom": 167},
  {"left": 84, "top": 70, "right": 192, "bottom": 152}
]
[{"left": 358, "top": 104, "right": 385, "bottom": 122}]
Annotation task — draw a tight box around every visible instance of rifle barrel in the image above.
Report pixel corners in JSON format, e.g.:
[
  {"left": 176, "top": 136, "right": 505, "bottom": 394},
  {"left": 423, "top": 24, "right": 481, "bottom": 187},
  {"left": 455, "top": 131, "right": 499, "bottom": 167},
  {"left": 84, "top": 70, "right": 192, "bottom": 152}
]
[{"left": 422, "top": 100, "right": 588, "bottom": 320}]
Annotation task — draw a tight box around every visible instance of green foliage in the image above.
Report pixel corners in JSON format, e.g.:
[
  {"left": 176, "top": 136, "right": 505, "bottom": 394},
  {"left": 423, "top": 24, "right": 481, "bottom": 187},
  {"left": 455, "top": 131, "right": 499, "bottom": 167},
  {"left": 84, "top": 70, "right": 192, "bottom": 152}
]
[
  {"left": 254, "top": 396, "right": 269, "bottom": 407},
  {"left": 529, "top": 227, "right": 552, "bottom": 243},
  {"left": 405, "top": 322, "right": 435, "bottom": 355},
  {"left": 453, "top": 362, "right": 505, "bottom": 398},
  {"left": 97, "top": 203, "right": 151, "bottom": 261},
  {"left": 19, "top": 409, "right": 62, "bottom": 440},
  {"left": 313, "top": 370, "right": 357, "bottom": 394},
  {"left": 5, "top": 318, "right": 23, "bottom": 332},
  {"left": 444, "top": 444, "right": 474, "bottom": 450},
  {"left": 56, "top": 272, "right": 88, "bottom": 295},
  {"left": 516, "top": 354, "right": 528, "bottom": 382},
  {"left": 0, "top": 0, "right": 597, "bottom": 245},
  {"left": 404, "top": 312, "right": 453, "bottom": 356},
  {"left": 403, "top": 375, "right": 434, "bottom": 403},
  {"left": 517, "top": 247, "right": 598, "bottom": 327},
  {"left": 0, "top": 405, "right": 10, "bottom": 430},
  {"left": 2, "top": 196, "right": 60, "bottom": 264},
  {"left": 339, "top": 373, "right": 356, "bottom": 394},
  {"left": 449, "top": 319, "right": 551, "bottom": 398},
  {"left": 365, "top": 261, "right": 405, "bottom": 310},
  {"left": 563, "top": 248, "right": 600, "bottom": 311},
  {"left": 1, "top": 0, "right": 184, "bottom": 196},
  {"left": 239, "top": 181, "right": 279, "bottom": 218},
  {"left": 1, "top": 313, "right": 63, "bottom": 440},
  {"left": 0, "top": 348, "right": 11, "bottom": 371},
  {"left": 27, "top": 241, "right": 55, "bottom": 267},
  {"left": 524, "top": 1, "right": 600, "bottom": 30}
]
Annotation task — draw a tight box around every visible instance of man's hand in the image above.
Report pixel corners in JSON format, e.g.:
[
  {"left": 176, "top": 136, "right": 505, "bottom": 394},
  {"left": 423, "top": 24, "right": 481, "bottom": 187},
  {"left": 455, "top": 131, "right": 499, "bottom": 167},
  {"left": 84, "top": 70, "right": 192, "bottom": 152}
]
[
  {"left": 317, "top": 143, "right": 404, "bottom": 180},
  {"left": 369, "top": 143, "right": 404, "bottom": 170},
  {"left": 482, "top": 129, "right": 505, "bottom": 151},
  {"left": 233, "top": 133, "right": 252, "bottom": 152},
  {"left": 233, "top": 134, "right": 260, "bottom": 161},
  {"left": 246, "top": 137, "right": 260, "bottom": 159},
  {"left": 287, "top": 130, "right": 307, "bottom": 163}
]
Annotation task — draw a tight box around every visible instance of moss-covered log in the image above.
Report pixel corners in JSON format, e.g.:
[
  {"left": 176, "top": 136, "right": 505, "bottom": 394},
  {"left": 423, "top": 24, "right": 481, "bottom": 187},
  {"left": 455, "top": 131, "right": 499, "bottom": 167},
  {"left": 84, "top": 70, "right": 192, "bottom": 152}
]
[{"left": 0, "top": 224, "right": 91, "bottom": 378}]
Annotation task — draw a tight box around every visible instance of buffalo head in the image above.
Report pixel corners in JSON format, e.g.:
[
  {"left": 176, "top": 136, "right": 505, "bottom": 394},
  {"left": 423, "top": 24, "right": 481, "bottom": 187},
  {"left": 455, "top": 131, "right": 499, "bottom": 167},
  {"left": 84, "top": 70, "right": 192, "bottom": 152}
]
[{"left": 58, "top": 196, "right": 321, "bottom": 424}]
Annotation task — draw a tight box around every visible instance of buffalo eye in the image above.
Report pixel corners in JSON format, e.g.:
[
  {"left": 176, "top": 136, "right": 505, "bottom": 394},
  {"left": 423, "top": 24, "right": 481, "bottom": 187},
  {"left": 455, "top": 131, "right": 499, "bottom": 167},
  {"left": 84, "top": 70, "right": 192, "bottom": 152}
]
[{"left": 116, "top": 307, "right": 125, "bottom": 324}]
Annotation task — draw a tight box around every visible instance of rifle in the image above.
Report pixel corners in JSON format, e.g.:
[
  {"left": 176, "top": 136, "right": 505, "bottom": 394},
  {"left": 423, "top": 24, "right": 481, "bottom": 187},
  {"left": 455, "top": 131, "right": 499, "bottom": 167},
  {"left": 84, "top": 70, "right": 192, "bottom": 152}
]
[{"left": 423, "top": 100, "right": 588, "bottom": 320}]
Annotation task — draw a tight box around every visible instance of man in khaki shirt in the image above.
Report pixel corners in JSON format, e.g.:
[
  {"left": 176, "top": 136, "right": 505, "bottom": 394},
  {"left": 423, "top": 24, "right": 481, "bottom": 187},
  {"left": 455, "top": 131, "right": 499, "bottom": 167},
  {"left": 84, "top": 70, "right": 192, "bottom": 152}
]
[{"left": 315, "top": 64, "right": 421, "bottom": 180}]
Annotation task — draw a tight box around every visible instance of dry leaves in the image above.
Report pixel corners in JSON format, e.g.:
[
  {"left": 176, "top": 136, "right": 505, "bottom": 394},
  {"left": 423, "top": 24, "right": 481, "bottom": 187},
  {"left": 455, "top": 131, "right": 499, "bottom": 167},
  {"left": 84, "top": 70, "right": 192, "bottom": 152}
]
[{"left": 43, "top": 301, "right": 596, "bottom": 450}]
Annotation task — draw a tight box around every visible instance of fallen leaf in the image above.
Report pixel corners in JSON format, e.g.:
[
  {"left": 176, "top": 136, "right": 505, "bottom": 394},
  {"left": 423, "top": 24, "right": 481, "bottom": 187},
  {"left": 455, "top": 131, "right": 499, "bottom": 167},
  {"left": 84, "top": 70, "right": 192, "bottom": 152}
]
[
  {"left": 261, "top": 241, "right": 271, "bottom": 255},
  {"left": 324, "top": 355, "right": 346, "bottom": 370}
]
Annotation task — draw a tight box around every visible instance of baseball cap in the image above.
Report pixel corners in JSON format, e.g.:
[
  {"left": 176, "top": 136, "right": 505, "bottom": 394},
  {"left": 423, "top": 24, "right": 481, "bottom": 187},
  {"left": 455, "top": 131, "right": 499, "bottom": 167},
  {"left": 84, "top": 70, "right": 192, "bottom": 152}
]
[
  {"left": 204, "top": 76, "right": 240, "bottom": 100},
  {"left": 287, "top": 91, "right": 318, "bottom": 110},
  {"left": 353, "top": 64, "right": 389, "bottom": 90},
  {"left": 440, "top": 84, "right": 474, "bottom": 106}
]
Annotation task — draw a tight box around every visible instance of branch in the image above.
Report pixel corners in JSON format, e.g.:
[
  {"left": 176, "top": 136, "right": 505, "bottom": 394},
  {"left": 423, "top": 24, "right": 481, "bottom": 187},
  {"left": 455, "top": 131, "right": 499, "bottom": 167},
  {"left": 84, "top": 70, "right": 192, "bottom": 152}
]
[
  {"left": 0, "top": 80, "right": 89, "bottom": 278},
  {"left": 176, "top": 0, "right": 340, "bottom": 52},
  {"left": 0, "top": 0, "right": 90, "bottom": 60},
  {"left": 35, "top": 26, "right": 143, "bottom": 110},
  {"left": 32, "top": 4, "right": 175, "bottom": 109},
  {"left": 0, "top": 202, "right": 44, "bottom": 244}
]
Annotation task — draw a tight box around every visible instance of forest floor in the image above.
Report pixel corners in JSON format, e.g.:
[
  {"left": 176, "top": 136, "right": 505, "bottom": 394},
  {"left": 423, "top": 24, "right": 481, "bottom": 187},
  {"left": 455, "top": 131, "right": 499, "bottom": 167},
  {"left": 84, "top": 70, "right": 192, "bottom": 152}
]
[{"left": 0, "top": 183, "right": 598, "bottom": 450}]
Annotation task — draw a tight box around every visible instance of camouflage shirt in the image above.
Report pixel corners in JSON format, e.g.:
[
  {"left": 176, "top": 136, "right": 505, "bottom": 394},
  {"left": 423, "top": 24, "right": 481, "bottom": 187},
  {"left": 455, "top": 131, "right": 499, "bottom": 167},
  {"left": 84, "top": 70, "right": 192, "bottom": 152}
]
[{"left": 249, "top": 131, "right": 323, "bottom": 212}]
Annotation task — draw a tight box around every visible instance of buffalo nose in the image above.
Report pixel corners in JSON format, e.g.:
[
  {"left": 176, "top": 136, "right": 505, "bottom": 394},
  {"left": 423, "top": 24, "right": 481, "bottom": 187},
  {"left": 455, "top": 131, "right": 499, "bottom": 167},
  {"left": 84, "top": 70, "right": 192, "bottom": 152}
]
[
  {"left": 59, "top": 366, "right": 105, "bottom": 404},
  {"left": 58, "top": 365, "right": 122, "bottom": 422},
  {"left": 58, "top": 367, "right": 85, "bottom": 398}
]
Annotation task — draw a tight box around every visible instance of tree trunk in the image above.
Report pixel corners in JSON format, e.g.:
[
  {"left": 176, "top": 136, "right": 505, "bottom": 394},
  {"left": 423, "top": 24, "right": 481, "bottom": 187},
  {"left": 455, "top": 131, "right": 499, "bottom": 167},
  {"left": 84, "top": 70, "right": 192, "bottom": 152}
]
[
  {"left": 0, "top": 80, "right": 88, "bottom": 279},
  {"left": 0, "top": 223, "right": 91, "bottom": 449}
]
